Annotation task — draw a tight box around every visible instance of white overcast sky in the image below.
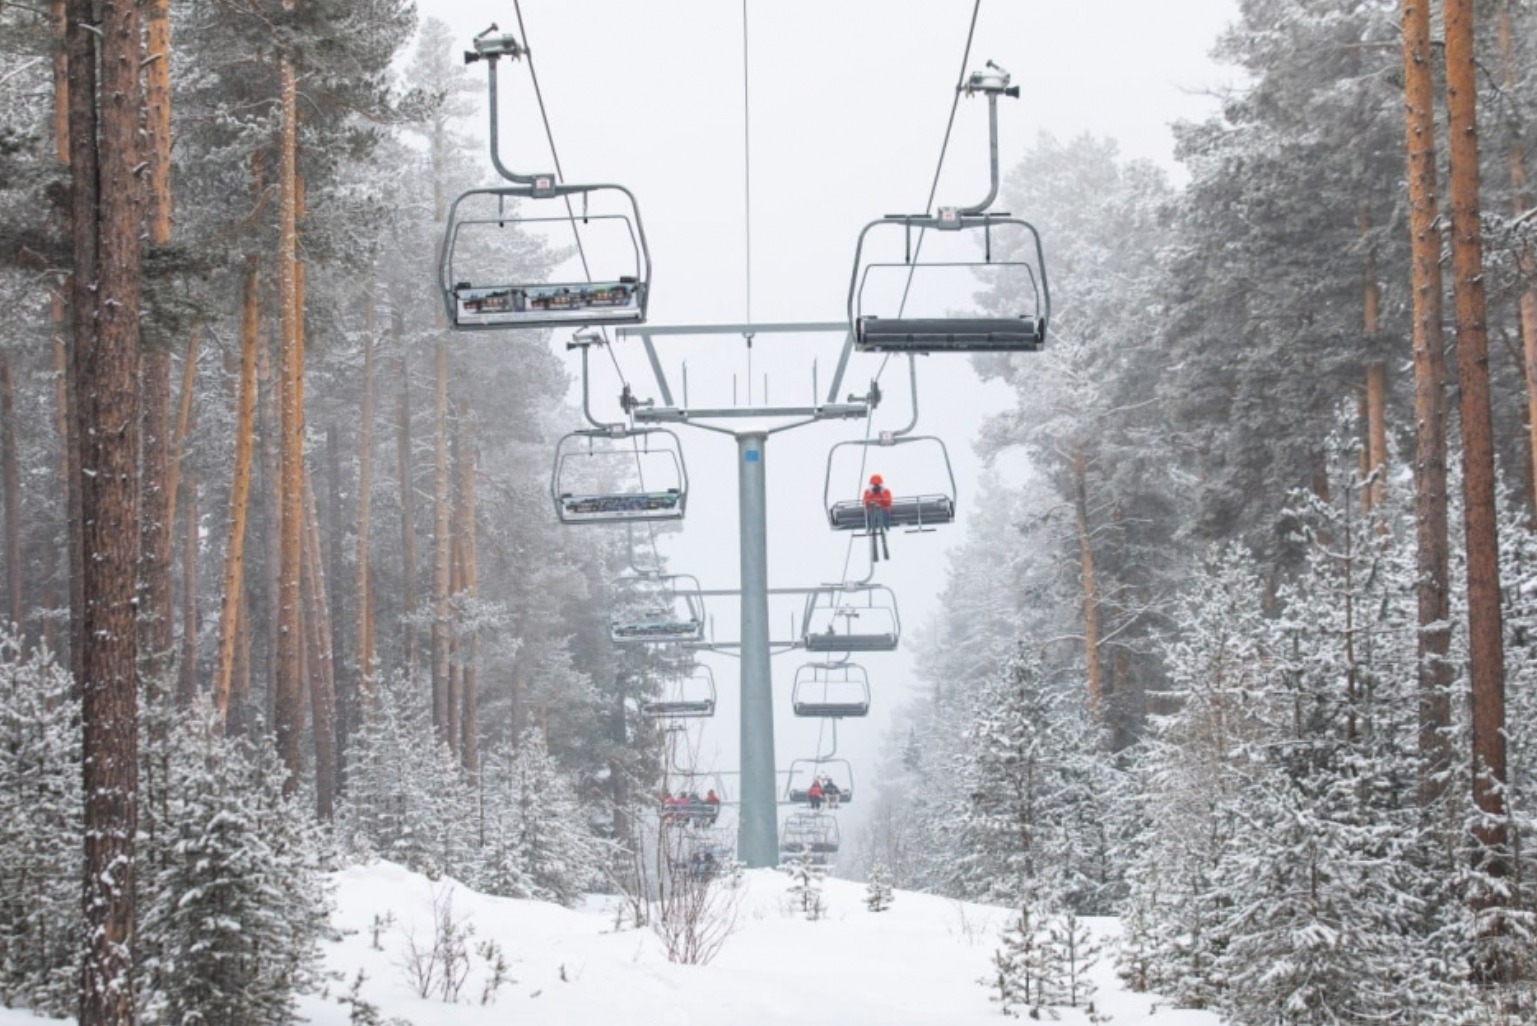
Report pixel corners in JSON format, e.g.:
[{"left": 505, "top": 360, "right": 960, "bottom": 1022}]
[{"left": 431, "top": 0, "right": 1239, "bottom": 838}]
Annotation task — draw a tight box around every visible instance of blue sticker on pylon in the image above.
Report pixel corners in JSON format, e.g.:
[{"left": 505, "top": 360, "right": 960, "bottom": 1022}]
[{"left": 745, "top": 450, "right": 760, "bottom": 462}]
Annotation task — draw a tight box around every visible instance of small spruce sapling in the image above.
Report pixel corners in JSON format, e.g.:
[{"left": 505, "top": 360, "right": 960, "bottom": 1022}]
[
  {"left": 782, "top": 848, "right": 828, "bottom": 920},
  {"left": 866, "top": 861, "right": 895, "bottom": 912}
]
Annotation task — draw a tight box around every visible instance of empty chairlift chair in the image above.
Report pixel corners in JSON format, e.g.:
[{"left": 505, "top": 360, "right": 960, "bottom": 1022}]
[
  {"left": 439, "top": 30, "right": 651, "bottom": 332},
  {"left": 824, "top": 434, "right": 957, "bottom": 533},
  {"left": 801, "top": 585, "right": 901, "bottom": 653},
  {"left": 609, "top": 572, "right": 705, "bottom": 644},
  {"left": 551, "top": 427, "right": 688, "bottom": 524},
  {"left": 779, "top": 812, "right": 841, "bottom": 865},
  {"left": 640, "top": 666, "right": 717, "bottom": 719},
  {"left": 784, "top": 757, "right": 855, "bottom": 807},
  {"left": 791, "top": 662, "right": 871, "bottom": 718},
  {"left": 846, "top": 63, "right": 1049, "bottom": 354},
  {"left": 849, "top": 211, "right": 1049, "bottom": 353}
]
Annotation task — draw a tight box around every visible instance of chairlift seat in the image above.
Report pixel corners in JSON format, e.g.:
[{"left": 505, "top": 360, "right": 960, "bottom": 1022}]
[
  {"left": 639, "top": 698, "right": 715, "bottom": 719},
  {"left": 827, "top": 494, "right": 955, "bottom": 531},
  {"left": 857, "top": 315, "right": 1044, "bottom": 352},
  {"left": 559, "top": 489, "right": 682, "bottom": 523},
  {"left": 803, "top": 631, "right": 899, "bottom": 653},
  {"left": 792, "top": 698, "right": 870, "bottom": 718},
  {"left": 452, "top": 279, "right": 644, "bottom": 329},
  {"left": 610, "top": 616, "right": 704, "bottom": 643},
  {"left": 787, "top": 787, "right": 855, "bottom": 806}
]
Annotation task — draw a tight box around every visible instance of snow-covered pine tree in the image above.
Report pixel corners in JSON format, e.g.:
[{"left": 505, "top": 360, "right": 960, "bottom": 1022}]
[
  {"left": 865, "top": 861, "right": 894, "bottom": 912},
  {"left": 337, "top": 669, "right": 477, "bottom": 879},
  {"left": 949, "top": 642, "right": 1111, "bottom": 911},
  {"left": 1214, "top": 481, "right": 1427, "bottom": 1026},
  {"left": 1118, "top": 544, "right": 1274, "bottom": 1010},
  {"left": 138, "top": 707, "right": 330, "bottom": 1026},
  {"left": 0, "top": 635, "right": 80, "bottom": 1016},
  {"left": 1050, "top": 910, "right": 1101, "bottom": 1012},
  {"left": 477, "top": 730, "right": 605, "bottom": 906},
  {"left": 987, "top": 899, "right": 1060, "bottom": 1018}
]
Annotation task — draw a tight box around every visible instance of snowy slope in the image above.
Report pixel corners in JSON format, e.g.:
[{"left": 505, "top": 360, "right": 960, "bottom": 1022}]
[{"left": 0, "top": 862, "right": 1225, "bottom": 1026}]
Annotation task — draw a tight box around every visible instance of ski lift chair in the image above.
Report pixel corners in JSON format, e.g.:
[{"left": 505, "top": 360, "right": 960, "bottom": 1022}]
[
  {"left": 779, "top": 812, "right": 841, "bottom": 864},
  {"left": 439, "top": 184, "right": 651, "bottom": 331},
  {"left": 791, "top": 662, "right": 871, "bottom": 718},
  {"left": 552, "top": 427, "right": 688, "bottom": 524},
  {"left": 784, "top": 757, "right": 855, "bottom": 807},
  {"left": 848, "top": 210, "right": 1049, "bottom": 353},
  {"left": 609, "top": 572, "right": 706, "bottom": 644},
  {"left": 801, "top": 585, "right": 901, "bottom": 653},
  {"left": 824, "top": 434, "right": 957, "bottom": 533},
  {"left": 640, "top": 666, "right": 717, "bottom": 719}
]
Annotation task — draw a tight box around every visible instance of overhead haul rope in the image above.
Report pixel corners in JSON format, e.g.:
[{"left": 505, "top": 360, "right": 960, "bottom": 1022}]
[
  {"left": 512, "top": 1, "right": 666, "bottom": 571},
  {"left": 836, "top": 0, "right": 984, "bottom": 588}
]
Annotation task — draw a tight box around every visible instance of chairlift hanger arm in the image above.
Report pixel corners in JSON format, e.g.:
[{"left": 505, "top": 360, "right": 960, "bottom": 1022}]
[{"left": 955, "top": 61, "right": 1019, "bottom": 216}]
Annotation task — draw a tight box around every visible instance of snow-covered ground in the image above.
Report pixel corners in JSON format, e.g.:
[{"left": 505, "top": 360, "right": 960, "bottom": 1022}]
[{"left": 0, "top": 862, "right": 1224, "bottom": 1026}]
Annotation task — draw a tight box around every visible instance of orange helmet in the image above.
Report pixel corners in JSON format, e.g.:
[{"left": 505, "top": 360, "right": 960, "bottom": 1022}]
[{"left": 869, "top": 474, "right": 883, "bottom": 486}]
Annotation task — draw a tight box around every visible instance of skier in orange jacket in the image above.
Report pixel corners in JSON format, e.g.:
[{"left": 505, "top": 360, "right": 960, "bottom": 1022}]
[{"left": 863, "top": 474, "right": 893, "bottom": 562}]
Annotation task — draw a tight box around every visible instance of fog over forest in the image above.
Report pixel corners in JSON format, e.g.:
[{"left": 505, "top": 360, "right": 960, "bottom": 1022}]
[{"left": 1, "top": 2, "right": 1537, "bottom": 1024}]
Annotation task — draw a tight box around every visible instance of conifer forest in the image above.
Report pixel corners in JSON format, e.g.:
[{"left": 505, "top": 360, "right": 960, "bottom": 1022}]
[{"left": 3, "top": 1, "right": 1537, "bottom": 1025}]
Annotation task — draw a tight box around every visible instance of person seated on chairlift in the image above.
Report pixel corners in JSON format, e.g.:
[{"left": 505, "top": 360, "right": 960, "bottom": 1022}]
[
  {"left": 704, "top": 789, "right": 721, "bottom": 826},
  {"left": 863, "top": 474, "right": 894, "bottom": 561},
  {"left": 821, "top": 776, "right": 843, "bottom": 809},
  {"left": 807, "top": 777, "right": 824, "bottom": 811}
]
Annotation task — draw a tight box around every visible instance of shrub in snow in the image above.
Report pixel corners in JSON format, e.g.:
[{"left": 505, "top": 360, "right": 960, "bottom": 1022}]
[
  {"left": 399, "top": 884, "right": 472, "bottom": 1003},
  {"left": 865, "top": 861, "right": 895, "bottom": 912}
]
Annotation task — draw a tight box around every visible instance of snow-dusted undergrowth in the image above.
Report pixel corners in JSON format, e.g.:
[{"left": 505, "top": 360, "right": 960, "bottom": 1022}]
[{"left": 0, "top": 860, "right": 1225, "bottom": 1026}]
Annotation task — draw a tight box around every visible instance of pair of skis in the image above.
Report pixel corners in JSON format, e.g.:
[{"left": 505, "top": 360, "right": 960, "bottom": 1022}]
[{"left": 867, "top": 510, "right": 891, "bottom": 563}]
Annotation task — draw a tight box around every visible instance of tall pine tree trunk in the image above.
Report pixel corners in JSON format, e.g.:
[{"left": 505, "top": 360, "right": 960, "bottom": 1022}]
[
  {"left": 1360, "top": 205, "right": 1387, "bottom": 515},
  {"left": 1400, "top": 0, "right": 1454, "bottom": 803},
  {"left": 144, "top": 0, "right": 171, "bottom": 245},
  {"left": 177, "top": 474, "right": 198, "bottom": 704},
  {"left": 164, "top": 327, "right": 199, "bottom": 547},
  {"left": 213, "top": 255, "right": 260, "bottom": 727},
  {"left": 325, "top": 422, "right": 347, "bottom": 764},
  {"left": 274, "top": 38, "right": 306, "bottom": 793},
  {"left": 354, "top": 300, "right": 377, "bottom": 708},
  {"left": 396, "top": 351, "right": 418, "bottom": 680},
  {"left": 257, "top": 322, "right": 281, "bottom": 724},
  {"left": 431, "top": 336, "right": 452, "bottom": 747},
  {"left": 457, "top": 408, "right": 478, "bottom": 773},
  {"left": 0, "top": 354, "right": 21, "bottom": 634},
  {"left": 302, "top": 466, "right": 338, "bottom": 820},
  {"left": 68, "top": 0, "right": 144, "bottom": 1022},
  {"left": 1497, "top": 2, "right": 1537, "bottom": 519},
  {"left": 1071, "top": 441, "right": 1103, "bottom": 716},
  {"left": 138, "top": 343, "right": 172, "bottom": 681},
  {"left": 1444, "top": 0, "right": 1510, "bottom": 947},
  {"left": 229, "top": 580, "right": 251, "bottom": 736}
]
